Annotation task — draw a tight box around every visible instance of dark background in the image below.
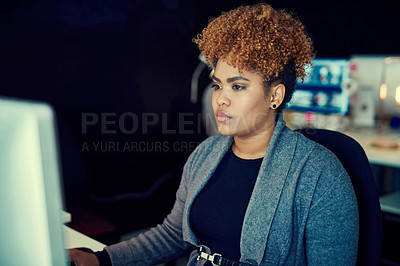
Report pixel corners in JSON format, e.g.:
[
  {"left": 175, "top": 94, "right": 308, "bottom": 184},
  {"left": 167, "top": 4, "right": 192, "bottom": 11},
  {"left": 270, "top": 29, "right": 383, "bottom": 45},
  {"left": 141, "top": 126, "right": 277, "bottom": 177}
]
[{"left": 1, "top": 0, "right": 400, "bottom": 243}]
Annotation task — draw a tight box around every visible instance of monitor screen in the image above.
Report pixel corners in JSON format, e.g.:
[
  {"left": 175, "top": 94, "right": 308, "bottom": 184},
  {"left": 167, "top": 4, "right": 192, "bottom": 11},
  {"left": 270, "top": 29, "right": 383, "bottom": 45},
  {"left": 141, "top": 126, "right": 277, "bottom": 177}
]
[
  {"left": 286, "top": 58, "right": 350, "bottom": 115},
  {"left": 0, "top": 97, "right": 68, "bottom": 265}
]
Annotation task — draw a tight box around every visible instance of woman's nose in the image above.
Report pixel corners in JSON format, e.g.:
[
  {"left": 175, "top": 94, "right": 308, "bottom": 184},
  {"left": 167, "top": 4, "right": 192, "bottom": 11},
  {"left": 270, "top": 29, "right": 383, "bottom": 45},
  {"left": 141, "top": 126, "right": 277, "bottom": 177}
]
[{"left": 214, "top": 88, "right": 230, "bottom": 106}]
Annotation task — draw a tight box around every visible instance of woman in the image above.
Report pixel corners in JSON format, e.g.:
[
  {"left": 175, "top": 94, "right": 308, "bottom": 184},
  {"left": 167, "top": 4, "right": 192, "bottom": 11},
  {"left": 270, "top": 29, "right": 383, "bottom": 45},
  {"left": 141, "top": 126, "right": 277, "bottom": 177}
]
[{"left": 70, "top": 3, "right": 358, "bottom": 265}]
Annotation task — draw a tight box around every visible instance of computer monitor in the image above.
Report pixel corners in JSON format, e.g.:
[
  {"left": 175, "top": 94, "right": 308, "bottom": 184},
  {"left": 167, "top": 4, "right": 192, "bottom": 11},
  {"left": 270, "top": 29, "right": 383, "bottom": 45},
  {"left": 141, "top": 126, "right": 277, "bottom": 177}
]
[
  {"left": 0, "top": 97, "right": 68, "bottom": 265},
  {"left": 286, "top": 58, "right": 351, "bottom": 115}
]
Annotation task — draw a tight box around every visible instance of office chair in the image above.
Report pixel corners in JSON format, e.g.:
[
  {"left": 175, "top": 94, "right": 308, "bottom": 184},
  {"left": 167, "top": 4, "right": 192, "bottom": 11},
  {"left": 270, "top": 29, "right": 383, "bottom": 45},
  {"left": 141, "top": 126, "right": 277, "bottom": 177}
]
[{"left": 297, "top": 128, "right": 383, "bottom": 266}]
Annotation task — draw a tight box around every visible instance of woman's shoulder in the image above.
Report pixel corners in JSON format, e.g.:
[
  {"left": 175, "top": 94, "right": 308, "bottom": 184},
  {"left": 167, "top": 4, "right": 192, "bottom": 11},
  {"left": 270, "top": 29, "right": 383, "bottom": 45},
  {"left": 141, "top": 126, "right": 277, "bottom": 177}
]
[
  {"left": 292, "top": 129, "right": 343, "bottom": 168},
  {"left": 292, "top": 129, "right": 352, "bottom": 194},
  {"left": 288, "top": 129, "right": 348, "bottom": 191}
]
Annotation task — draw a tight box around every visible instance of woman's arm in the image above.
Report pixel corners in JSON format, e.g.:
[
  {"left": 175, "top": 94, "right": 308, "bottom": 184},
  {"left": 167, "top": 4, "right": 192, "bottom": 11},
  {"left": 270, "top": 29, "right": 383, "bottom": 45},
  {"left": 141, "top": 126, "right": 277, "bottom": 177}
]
[
  {"left": 102, "top": 141, "right": 206, "bottom": 265},
  {"left": 305, "top": 171, "right": 359, "bottom": 266},
  {"left": 103, "top": 172, "right": 192, "bottom": 265}
]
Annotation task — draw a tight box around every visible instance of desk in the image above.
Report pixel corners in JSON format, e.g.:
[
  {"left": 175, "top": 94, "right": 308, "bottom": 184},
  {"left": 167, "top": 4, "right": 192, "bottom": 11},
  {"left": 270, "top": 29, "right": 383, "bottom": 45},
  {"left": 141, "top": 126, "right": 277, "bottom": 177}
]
[
  {"left": 342, "top": 128, "right": 400, "bottom": 214},
  {"left": 342, "top": 128, "right": 400, "bottom": 168}
]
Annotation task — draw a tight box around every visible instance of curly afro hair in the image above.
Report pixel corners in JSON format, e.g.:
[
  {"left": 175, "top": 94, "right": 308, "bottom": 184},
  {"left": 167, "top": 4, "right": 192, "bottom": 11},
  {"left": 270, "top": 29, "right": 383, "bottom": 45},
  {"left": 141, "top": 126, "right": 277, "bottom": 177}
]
[{"left": 193, "top": 3, "right": 315, "bottom": 83}]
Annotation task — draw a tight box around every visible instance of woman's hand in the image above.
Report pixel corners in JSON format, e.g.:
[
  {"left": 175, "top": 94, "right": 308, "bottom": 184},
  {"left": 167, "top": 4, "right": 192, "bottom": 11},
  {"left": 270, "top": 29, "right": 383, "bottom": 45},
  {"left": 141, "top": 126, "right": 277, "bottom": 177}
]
[{"left": 68, "top": 249, "right": 100, "bottom": 266}]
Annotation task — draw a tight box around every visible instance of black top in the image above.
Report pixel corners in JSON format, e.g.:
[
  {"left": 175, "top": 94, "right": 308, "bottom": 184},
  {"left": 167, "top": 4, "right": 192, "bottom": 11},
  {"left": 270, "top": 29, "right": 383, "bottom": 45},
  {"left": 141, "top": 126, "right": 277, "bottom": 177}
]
[{"left": 190, "top": 146, "right": 262, "bottom": 261}]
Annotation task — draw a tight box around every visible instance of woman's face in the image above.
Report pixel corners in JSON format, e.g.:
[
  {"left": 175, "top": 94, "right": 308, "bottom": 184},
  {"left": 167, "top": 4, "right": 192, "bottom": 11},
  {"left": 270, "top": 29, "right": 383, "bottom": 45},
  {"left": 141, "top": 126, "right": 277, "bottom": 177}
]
[{"left": 211, "top": 59, "right": 277, "bottom": 138}]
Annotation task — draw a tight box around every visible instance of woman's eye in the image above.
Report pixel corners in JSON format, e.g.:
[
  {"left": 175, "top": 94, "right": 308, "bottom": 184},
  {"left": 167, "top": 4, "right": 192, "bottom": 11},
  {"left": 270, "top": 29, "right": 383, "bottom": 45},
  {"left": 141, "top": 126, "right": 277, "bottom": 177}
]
[
  {"left": 211, "top": 83, "right": 221, "bottom": 90},
  {"left": 232, "top": 84, "right": 245, "bottom": 91}
]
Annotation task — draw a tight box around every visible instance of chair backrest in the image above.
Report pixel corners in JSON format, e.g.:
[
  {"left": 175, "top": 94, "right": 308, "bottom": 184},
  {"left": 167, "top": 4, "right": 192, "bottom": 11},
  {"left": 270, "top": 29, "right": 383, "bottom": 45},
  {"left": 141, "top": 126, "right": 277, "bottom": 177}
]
[{"left": 297, "top": 128, "right": 383, "bottom": 266}]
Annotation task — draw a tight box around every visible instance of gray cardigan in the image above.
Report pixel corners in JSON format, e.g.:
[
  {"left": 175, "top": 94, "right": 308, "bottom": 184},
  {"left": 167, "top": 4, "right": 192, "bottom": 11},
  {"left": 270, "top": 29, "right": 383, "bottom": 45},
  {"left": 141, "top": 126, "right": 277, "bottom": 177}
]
[{"left": 105, "top": 116, "right": 359, "bottom": 265}]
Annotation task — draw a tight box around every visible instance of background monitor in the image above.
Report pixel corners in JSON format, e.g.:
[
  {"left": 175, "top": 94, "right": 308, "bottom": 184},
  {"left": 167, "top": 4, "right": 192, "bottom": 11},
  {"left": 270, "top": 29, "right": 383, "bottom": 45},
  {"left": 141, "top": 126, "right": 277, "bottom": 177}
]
[
  {"left": 287, "top": 58, "right": 351, "bottom": 115},
  {"left": 0, "top": 97, "right": 68, "bottom": 265}
]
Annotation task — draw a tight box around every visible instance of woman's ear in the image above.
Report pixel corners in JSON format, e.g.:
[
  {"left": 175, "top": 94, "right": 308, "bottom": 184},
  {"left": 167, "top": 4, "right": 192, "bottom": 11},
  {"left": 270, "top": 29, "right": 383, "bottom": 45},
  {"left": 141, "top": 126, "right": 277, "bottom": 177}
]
[{"left": 269, "top": 83, "right": 285, "bottom": 109}]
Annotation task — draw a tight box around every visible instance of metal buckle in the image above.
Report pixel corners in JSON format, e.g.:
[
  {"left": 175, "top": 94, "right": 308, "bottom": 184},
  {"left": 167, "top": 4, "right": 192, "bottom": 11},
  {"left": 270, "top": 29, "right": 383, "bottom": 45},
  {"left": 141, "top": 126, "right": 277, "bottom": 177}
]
[
  {"left": 197, "top": 247, "right": 223, "bottom": 266},
  {"left": 210, "top": 253, "right": 222, "bottom": 266}
]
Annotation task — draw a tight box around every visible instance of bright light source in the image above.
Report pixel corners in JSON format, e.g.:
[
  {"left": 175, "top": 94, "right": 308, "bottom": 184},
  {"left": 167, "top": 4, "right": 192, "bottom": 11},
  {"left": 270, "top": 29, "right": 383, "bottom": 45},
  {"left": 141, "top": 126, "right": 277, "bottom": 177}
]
[
  {"left": 379, "top": 83, "right": 387, "bottom": 100},
  {"left": 396, "top": 85, "right": 400, "bottom": 105}
]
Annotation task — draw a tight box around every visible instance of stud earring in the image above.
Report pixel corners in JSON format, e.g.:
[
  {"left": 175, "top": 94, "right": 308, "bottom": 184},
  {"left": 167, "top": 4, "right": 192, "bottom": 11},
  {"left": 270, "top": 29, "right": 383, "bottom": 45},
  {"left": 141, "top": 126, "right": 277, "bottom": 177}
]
[{"left": 272, "top": 104, "right": 277, "bottom": 109}]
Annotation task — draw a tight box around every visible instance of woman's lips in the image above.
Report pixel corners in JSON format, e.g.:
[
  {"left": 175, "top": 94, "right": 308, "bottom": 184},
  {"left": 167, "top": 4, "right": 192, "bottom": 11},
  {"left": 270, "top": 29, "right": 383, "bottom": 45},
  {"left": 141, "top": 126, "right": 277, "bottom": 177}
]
[{"left": 216, "top": 111, "right": 232, "bottom": 122}]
